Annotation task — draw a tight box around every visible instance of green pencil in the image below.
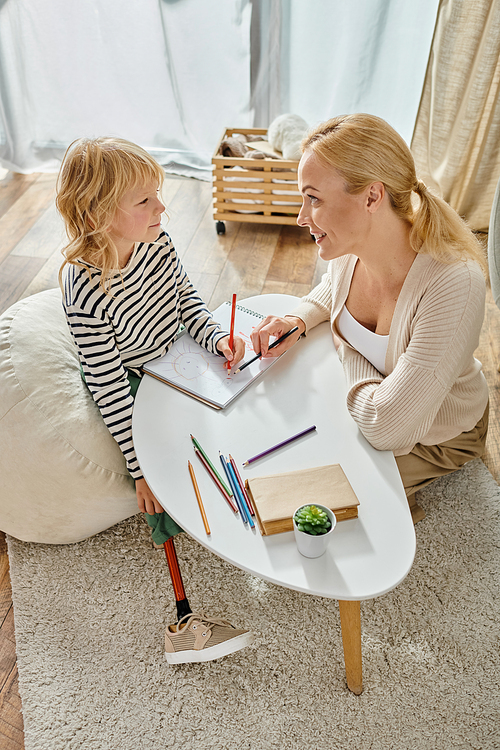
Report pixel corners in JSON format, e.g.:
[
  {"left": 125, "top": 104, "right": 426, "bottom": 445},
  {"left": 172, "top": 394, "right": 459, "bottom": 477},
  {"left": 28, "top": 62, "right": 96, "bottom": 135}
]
[{"left": 190, "top": 434, "right": 233, "bottom": 497}]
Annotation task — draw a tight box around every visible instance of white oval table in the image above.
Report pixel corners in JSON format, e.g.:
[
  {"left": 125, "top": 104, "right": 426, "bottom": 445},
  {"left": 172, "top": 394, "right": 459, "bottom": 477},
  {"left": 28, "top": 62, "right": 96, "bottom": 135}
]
[{"left": 133, "top": 294, "right": 416, "bottom": 693}]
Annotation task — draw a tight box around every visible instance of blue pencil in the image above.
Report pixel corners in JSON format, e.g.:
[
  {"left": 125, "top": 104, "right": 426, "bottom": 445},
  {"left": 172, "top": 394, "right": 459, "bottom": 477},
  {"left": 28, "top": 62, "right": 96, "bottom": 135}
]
[
  {"left": 219, "top": 453, "right": 248, "bottom": 525},
  {"left": 226, "top": 459, "right": 254, "bottom": 529}
]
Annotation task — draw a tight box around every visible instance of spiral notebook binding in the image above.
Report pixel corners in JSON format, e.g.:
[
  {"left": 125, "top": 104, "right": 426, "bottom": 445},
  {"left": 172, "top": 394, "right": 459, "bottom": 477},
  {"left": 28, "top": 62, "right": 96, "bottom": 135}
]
[{"left": 224, "top": 301, "right": 264, "bottom": 319}]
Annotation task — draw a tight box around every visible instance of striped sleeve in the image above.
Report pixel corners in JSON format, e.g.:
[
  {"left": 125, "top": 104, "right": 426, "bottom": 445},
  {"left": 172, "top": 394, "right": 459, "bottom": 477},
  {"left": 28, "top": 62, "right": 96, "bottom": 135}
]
[
  {"left": 63, "top": 272, "right": 142, "bottom": 479},
  {"left": 170, "top": 247, "right": 228, "bottom": 352},
  {"left": 61, "top": 234, "right": 232, "bottom": 480}
]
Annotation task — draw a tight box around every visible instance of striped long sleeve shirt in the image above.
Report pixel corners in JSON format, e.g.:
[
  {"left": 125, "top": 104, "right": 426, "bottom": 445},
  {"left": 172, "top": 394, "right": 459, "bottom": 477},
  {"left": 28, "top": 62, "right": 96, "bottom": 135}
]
[
  {"left": 62, "top": 230, "right": 227, "bottom": 479},
  {"left": 290, "top": 252, "right": 489, "bottom": 455}
]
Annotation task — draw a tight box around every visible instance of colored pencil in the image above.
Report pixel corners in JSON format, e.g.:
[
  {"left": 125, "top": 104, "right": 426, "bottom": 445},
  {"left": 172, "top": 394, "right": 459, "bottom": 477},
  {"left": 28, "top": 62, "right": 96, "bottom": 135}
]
[
  {"left": 195, "top": 448, "right": 239, "bottom": 514},
  {"left": 243, "top": 425, "right": 317, "bottom": 466},
  {"left": 190, "top": 434, "right": 232, "bottom": 496},
  {"left": 228, "top": 293, "right": 237, "bottom": 352},
  {"left": 188, "top": 460, "right": 211, "bottom": 535},
  {"left": 226, "top": 459, "right": 254, "bottom": 529},
  {"left": 225, "top": 293, "right": 237, "bottom": 372},
  {"left": 219, "top": 453, "right": 248, "bottom": 525},
  {"left": 234, "top": 326, "right": 299, "bottom": 373},
  {"left": 229, "top": 454, "right": 255, "bottom": 516}
]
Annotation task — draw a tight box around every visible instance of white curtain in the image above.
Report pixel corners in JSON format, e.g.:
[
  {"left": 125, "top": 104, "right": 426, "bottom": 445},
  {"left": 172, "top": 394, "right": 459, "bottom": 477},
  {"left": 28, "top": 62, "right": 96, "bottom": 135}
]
[
  {"left": 283, "top": 0, "right": 439, "bottom": 143},
  {"left": 0, "top": 0, "right": 438, "bottom": 178},
  {"left": 0, "top": 0, "right": 252, "bottom": 177}
]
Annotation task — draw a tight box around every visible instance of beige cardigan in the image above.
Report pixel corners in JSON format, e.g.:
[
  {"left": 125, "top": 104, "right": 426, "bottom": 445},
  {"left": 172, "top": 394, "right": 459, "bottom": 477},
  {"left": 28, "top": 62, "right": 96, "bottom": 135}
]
[{"left": 291, "top": 253, "right": 489, "bottom": 456}]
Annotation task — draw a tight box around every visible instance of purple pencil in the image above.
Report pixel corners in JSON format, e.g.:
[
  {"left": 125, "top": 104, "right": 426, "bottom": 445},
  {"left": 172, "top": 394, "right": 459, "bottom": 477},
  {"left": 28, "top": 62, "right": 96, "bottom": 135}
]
[{"left": 242, "top": 426, "right": 317, "bottom": 466}]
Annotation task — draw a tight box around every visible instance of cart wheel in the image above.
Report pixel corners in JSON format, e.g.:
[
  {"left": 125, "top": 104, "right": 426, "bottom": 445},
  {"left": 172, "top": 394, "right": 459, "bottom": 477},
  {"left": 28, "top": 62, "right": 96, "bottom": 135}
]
[{"left": 216, "top": 221, "right": 226, "bottom": 235}]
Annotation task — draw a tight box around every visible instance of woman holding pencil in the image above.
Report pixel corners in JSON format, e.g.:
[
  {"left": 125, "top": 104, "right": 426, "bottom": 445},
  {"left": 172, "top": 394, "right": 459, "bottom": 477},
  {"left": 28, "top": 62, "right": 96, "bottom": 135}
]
[{"left": 251, "top": 113, "right": 489, "bottom": 523}]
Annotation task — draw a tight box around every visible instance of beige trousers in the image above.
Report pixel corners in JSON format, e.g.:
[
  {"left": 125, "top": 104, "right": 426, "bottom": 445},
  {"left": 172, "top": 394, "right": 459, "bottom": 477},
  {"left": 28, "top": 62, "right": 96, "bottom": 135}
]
[{"left": 395, "top": 403, "right": 489, "bottom": 497}]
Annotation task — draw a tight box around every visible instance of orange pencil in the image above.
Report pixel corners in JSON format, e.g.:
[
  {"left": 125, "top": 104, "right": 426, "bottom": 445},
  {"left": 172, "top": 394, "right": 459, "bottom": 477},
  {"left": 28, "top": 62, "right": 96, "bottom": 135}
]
[{"left": 188, "top": 460, "right": 211, "bottom": 535}]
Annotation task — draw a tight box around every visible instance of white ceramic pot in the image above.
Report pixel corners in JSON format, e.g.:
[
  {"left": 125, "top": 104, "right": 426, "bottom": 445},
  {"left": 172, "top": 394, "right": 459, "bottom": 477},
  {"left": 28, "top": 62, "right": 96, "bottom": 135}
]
[{"left": 293, "top": 503, "right": 337, "bottom": 558}]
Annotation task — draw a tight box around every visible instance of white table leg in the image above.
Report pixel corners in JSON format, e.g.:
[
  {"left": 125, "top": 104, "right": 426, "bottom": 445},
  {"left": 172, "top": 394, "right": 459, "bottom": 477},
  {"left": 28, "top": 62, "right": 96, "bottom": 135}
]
[{"left": 338, "top": 600, "right": 363, "bottom": 695}]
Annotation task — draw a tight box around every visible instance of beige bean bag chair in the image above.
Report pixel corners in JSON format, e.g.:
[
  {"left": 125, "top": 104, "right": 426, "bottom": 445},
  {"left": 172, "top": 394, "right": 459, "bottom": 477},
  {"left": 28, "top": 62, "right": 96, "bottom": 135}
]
[{"left": 0, "top": 289, "right": 137, "bottom": 544}]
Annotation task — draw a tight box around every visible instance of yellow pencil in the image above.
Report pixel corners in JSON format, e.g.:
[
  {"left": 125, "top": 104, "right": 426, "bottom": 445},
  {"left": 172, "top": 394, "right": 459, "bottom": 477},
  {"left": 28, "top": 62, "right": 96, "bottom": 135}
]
[{"left": 188, "top": 460, "right": 211, "bottom": 535}]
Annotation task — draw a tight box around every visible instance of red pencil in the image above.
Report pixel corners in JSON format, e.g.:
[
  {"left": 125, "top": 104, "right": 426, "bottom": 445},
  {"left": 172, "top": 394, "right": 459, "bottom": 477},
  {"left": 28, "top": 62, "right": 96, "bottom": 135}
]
[
  {"left": 226, "top": 293, "right": 237, "bottom": 370},
  {"left": 195, "top": 448, "right": 239, "bottom": 514},
  {"left": 228, "top": 293, "right": 237, "bottom": 351},
  {"left": 228, "top": 454, "right": 255, "bottom": 516}
]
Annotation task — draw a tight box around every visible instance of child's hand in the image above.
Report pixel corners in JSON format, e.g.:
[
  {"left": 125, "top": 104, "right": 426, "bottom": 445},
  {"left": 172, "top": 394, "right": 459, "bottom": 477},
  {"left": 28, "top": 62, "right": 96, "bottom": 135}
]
[
  {"left": 217, "top": 334, "right": 246, "bottom": 373},
  {"left": 136, "top": 477, "right": 164, "bottom": 515}
]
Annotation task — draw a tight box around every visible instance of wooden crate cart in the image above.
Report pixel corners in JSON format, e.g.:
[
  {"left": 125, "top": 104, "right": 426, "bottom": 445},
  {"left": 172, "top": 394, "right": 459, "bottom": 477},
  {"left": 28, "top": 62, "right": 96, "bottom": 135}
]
[{"left": 212, "top": 127, "right": 301, "bottom": 234}]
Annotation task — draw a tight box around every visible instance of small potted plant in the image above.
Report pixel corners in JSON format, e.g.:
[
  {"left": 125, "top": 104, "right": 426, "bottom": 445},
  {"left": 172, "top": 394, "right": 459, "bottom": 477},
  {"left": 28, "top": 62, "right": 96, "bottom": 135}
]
[{"left": 293, "top": 503, "right": 337, "bottom": 558}]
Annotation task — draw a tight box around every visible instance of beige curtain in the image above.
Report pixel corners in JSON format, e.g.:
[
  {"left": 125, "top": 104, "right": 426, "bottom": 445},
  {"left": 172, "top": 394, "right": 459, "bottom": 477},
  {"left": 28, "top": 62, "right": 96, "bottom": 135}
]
[{"left": 411, "top": 0, "right": 500, "bottom": 231}]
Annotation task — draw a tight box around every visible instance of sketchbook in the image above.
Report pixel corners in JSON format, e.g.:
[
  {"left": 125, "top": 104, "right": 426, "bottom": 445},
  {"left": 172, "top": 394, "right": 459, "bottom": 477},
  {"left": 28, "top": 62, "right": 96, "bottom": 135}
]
[{"left": 142, "top": 301, "right": 280, "bottom": 409}]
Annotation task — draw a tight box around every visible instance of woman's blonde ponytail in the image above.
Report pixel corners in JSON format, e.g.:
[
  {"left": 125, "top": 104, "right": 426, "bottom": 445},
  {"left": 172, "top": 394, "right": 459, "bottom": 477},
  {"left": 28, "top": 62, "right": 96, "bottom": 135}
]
[{"left": 410, "top": 184, "right": 487, "bottom": 271}]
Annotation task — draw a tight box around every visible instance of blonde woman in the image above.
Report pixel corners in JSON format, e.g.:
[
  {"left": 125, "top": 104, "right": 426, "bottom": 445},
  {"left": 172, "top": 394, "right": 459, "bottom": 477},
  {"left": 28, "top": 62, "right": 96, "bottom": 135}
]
[
  {"left": 57, "top": 136, "right": 252, "bottom": 662},
  {"left": 251, "top": 114, "right": 489, "bottom": 522}
]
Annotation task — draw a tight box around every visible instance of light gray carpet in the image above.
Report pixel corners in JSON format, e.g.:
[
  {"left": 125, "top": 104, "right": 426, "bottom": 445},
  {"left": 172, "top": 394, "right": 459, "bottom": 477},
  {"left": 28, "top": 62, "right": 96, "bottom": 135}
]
[{"left": 7, "top": 458, "right": 500, "bottom": 750}]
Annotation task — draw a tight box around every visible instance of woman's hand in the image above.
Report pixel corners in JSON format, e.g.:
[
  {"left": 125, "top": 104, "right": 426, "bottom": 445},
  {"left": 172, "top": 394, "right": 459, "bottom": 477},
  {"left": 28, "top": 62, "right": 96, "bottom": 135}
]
[
  {"left": 136, "top": 476, "right": 164, "bottom": 515},
  {"left": 250, "top": 315, "right": 305, "bottom": 358},
  {"left": 216, "top": 334, "right": 246, "bottom": 372}
]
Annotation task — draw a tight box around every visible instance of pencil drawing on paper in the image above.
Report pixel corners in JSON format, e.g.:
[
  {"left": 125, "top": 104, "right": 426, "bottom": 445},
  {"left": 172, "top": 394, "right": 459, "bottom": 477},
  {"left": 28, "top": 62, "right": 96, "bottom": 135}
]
[
  {"left": 142, "top": 302, "right": 278, "bottom": 408},
  {"left": 154, "top": 339, "right": 232, "bottom": 384},
  {"left": 173, "top": 351, "right": 212, "bottom": 380},
  {"left": 237, "top": 330, "right": 254, "bottom": 350}
]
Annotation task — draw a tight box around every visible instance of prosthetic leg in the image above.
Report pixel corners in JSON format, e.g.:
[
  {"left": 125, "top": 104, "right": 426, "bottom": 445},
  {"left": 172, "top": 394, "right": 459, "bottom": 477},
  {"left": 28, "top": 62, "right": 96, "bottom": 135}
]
[
  {"left": 162, "top": 536, "right": 254, "bottom": 662},
  {"left": 163, "top": 537, "right": 192, "bottom": 620}
]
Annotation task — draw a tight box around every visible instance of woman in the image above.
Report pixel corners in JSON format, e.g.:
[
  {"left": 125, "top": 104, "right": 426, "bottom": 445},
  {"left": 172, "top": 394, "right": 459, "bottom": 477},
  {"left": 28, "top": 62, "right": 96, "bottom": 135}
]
[{"left": 251, "top": 114, "right": 489, "bottom": 522}]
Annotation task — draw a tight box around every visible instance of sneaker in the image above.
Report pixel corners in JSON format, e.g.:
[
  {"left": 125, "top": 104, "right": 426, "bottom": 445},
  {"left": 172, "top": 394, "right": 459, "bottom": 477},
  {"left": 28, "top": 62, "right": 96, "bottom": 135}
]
[{"left": 164, "top": 612, "right": 254, "bottom": 664}]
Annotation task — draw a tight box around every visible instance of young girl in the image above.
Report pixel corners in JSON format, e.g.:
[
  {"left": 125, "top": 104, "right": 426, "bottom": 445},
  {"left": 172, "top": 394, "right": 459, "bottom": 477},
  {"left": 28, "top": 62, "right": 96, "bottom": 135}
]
[{"left": 56, "top": 136, "right": 252, "bottom": 663}]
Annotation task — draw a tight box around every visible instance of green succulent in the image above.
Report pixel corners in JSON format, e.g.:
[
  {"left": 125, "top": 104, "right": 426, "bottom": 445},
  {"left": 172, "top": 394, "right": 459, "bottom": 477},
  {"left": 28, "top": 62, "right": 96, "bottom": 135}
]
[{"left": 294, "top": 505, "right": 332, "bottom": 536}]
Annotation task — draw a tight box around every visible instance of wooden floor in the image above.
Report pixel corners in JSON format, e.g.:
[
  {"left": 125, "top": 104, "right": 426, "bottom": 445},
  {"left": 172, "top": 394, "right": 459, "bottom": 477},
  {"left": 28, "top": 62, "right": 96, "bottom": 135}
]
[{"left": 1, "top": 171, "right": 499, "bottom": 748}]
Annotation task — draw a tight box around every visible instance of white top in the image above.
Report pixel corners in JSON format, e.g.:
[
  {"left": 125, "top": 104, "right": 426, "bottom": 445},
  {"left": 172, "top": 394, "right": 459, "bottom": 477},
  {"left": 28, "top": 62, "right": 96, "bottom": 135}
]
[
  {"left": 291, "top": 254, "right": 488, "bottom": 455},
  {"left": 337, "top": 305, "right": 389, "bottom": 376},
  {"left": 133, "top": 294, "right": 415, "bottom": 602}
]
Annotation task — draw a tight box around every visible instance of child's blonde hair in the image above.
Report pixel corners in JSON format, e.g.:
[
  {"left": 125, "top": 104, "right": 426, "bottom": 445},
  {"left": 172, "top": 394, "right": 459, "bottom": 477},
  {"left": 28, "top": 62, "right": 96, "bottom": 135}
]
[
  {"left": 302, "top": 114, "right": 486, "bottom": 270},
  {"left": 57, "top": 136, "right": 165, "bottom": 293}
]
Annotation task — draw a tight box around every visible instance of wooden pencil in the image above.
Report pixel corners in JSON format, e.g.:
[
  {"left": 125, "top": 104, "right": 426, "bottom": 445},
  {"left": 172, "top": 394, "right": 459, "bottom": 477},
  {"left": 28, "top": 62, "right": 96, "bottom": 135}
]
[
  {"left": 226, "top": 293, "right": 237, "bottom": 371},
  {"left": 195, "top": 448, "right": 239, "bottom": 513},
  {"left": 226, "top": 457, "right": 254, "bottom": 529},
  {"left": 234, "top": 326, "right": 299, "bottom": 373},
  {"left": 228, "top": 454, "right": 255, "bottom": 515},
  {"left": 228, "top": 293, "right": 237, "bottom": 351},
  {"left": 220, "top": 452, "right": 249, "bottom": 525},
  {"left": 190, "top": 434, "right": 232, "bottom": 496},
  {"left": 188, "top": 460, "right": 211, "bottom": 535},
  {"left": 243, "top": 425, "right": 317, "bottom": 465}
]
